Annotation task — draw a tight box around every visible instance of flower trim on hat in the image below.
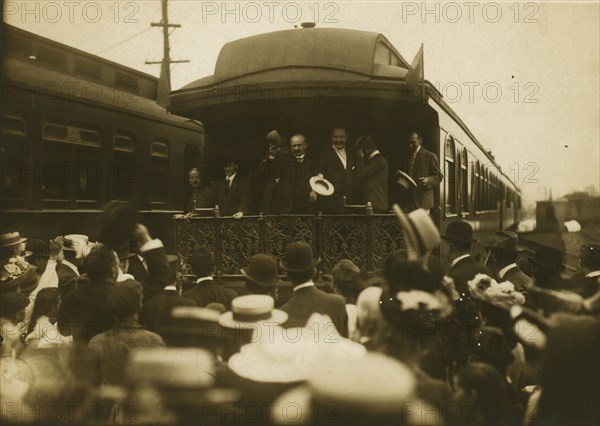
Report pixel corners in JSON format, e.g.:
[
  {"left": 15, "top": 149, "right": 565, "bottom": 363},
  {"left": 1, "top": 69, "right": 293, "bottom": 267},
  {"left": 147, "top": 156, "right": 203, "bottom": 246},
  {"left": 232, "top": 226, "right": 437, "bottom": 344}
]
[
  {"left": 0, "top": 258, "right": 31, "bottom": 283},
  {"left": 468, "top": 273, "right": 526, "bottom": 310}
]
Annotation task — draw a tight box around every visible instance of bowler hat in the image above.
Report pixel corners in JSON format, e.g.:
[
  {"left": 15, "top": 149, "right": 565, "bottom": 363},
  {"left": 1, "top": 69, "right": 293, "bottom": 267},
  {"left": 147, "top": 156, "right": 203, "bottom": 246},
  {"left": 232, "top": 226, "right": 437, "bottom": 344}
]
[
  {"left": 581, "top": 243, "right": 600, "bottom": 270},
  {"left": 280, "top": 242, "right": 320, "bottom": 272},
  {"left": 487, "top": 231, "right": 526, "bottom": 252},
  {"left": 241, "top": 254, "right": 281, "bottom": 287},
  {"left": 266, "top": 130, "right": 282, "bottom": 146},
  {"left": 188, "top": 247, "right": 216, "bottom": 268},
  {"left": 96, "top": 200, "right": 138, "bottom": 248},
  {"left": 442, "top": 220, "right": 478, "bottom": 245}
]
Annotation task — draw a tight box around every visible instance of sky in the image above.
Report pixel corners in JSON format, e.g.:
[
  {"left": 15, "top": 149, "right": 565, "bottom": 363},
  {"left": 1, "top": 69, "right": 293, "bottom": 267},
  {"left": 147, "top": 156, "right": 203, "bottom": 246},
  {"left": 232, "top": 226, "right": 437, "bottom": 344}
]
[{"left": 4, "top": 1, "right": 599, "bottom": 207}]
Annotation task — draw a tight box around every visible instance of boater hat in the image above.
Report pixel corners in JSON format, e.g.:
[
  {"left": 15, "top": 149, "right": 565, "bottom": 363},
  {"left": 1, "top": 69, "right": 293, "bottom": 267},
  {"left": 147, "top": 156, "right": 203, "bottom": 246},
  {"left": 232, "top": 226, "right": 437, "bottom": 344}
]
[
  {"left": 393, "top": 204, "right": 440, "bottom": 260},
  {"left": 395, "top": 170, "right": 417, "bottom": 190},
  {"left": 219, "top": 295, "right": 287, "bottom": 329},
  {"left": 309, "top": 175, "right": 334, "bottom": 196},
  {"left": 1, "top": 232, "right": 27, "bottom": 248}
]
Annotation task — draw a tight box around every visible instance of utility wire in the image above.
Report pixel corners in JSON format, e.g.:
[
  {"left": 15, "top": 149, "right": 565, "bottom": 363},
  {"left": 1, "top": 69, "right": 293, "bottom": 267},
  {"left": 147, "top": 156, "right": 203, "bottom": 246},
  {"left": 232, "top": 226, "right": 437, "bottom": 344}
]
[{"left": 95, "top": 27, "right": 153, "bottom": 55}]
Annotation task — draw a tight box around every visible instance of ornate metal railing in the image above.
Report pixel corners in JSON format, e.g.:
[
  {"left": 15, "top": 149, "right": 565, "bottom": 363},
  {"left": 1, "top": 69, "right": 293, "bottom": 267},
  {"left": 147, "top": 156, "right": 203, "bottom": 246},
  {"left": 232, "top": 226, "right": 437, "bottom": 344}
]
[{"left": 174, "top": 212, "right": 406, "bottom": 277}]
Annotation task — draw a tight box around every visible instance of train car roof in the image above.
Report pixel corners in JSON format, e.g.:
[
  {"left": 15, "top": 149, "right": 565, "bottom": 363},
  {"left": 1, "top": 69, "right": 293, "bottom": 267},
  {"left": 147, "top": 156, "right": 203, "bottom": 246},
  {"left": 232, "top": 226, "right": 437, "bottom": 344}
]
[{"left": 180, "top": 27, "right": 412, "bottom": 89}]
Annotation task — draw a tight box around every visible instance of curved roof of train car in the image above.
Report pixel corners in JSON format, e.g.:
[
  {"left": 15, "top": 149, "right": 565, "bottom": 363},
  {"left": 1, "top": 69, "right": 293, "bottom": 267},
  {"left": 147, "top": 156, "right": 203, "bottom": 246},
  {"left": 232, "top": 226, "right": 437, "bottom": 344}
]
[{"left": 3, "top": 57, "right": 203, "bottom": 131}]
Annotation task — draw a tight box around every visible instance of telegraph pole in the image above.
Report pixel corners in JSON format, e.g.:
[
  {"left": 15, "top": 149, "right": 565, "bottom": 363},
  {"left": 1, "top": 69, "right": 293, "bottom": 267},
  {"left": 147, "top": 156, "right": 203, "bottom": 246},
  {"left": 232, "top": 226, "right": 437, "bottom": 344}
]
[{"left": 146, "top": 0, "right": 189, "bottom": 86}]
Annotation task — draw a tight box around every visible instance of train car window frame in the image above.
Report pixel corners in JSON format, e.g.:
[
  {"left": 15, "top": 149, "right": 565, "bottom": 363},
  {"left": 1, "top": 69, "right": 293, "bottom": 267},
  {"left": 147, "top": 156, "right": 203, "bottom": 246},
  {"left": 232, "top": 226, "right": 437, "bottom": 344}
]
[
  {"left": 461, "top": 148, "right": 469, "bottom": 215},
  {"left": 150, "top": 139, "right": 170, "bottom": 207},
  {"left": 112, "top": 134, "right": 137, "bottom": 201},
  {"left": 1, "top": 114, "right": 28, "bottom": 206},
  {"left": 444, "top": 135, "right": 457, "bottom": 217}
]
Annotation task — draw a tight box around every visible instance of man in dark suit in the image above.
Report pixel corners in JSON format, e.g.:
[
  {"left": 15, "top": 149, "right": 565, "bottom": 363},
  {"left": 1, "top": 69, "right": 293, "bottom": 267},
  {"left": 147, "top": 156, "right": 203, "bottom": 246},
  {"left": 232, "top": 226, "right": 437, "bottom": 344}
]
[
  {"left": 279, "top": 242, "right": 348, "bottom": 337},
  {"left": 201, "top": 161, "right": 252, "bottom": 218},
  {"left": 441, "top": 220, "right": 492, "bottom": 327},
  {"left": 393, "top": 131, "right": 442, "bottom": 212},
  {"left": 316, "top": 127, "right": 355, "bottom": 214},
  {"left": 486, "top": 231, "right": 531, "bottom": 294},
  {"left": 572, "top": 243, "right": 600, "bottom": 298},
  {"left": 139, "top": 255, "right": 197, "bottom": 334},
  {"left": 354, "top": 135, "right": 389, "bottom": 213},
  {"left": 183, "top": 248, "right": 238, "bottom": 309},
  {"left": 186, "top": 167, "right": 210, "bottom": 214}
]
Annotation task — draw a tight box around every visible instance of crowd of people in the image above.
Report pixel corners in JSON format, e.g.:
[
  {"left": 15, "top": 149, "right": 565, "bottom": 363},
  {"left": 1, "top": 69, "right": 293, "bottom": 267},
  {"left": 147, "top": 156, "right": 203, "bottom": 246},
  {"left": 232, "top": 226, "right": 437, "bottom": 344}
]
[
  {"left": 182, "top": 127, "right": 442, "bottom": 217},
  {"left": 1, "top": 200, "right": 599, "bottom": 425}
]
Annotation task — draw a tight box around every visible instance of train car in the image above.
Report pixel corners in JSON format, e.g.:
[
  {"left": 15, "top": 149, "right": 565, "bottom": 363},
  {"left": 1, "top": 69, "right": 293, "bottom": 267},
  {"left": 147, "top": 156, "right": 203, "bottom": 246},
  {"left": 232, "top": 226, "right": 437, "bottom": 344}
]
[
  {"left": 1, "top": 24, "right": 204, "bottom": 249},
  {"left": 169, "top": 25, "right": 521, "bottom": 275}
]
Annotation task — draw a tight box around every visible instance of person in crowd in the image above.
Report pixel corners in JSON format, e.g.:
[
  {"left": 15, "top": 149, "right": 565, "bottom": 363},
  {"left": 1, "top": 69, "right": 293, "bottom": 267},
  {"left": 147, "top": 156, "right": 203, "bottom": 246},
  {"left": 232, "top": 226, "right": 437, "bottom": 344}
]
[
  {"left": 285, "top": 134, "right": 319, "bottom": 213},
  {"left": 200, "top": 160, "right": 252, "bottom": 218},
  {"left": 1, "top": 231, "right": 28, "bottom": 263},
  {"left": 279, "top": 242, "right": 349, "bottom": 336},
  {"left": 89, "top": 280, "right": 165, "bottom": 386},
  {"left": 316, "top": 127, "right": 356, "bottom": 213},
  {"left": 440, "top": 220, "right": 490, "bottom": 326},
  {"left": 452, "top": 362, "right": 515, "bottom": 426},
  {"left": 330, "top": 259, "right": 362, "bottom": 337},
  {"left": 528, "top": 246, "right": 571, "bottom": 292},
  {"left": 25, "top": 287, "right": 69, "bottom": 349},
  {"left": 572, "top": 242, "right": 600, "bottom": 298},
  {"left": 183, "top": 247, "right": 237, "bottom": 309},
  {"left": 241, "top": 253, "right": 280, "bottom": 301},
  {"left": 0, "top": 292, "right": 29, "bottom": 357},
  {"left": 352, "top": 286, "right": 390, "bottom": 350},
  {"left": 486, "top": 231, "right": 531, "bottom": 294},
  {"left": 354, "top": 135, "right": 389, "bottom": 212},
  {"left": 185, "top": 167, "right": 210, "bottom": 214},
  {"left": 392, "top": 130, "right": 442, "bottom": 213},
  {"left": 525, "top": 316, "right": 599, "bottom": 426},
  {"left": 139, "top": 256, "right": 197, "bottom": 334}
]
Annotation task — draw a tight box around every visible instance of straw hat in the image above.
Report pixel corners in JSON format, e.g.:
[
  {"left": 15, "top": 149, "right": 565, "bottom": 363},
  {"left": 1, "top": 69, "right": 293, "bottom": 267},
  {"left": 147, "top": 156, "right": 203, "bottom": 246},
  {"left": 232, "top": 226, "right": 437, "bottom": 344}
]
[
  {"left": 219, "top": 295, "right": 287, "bottom": 330},
  {"left": 309, "top": 175, "right": 334, "bottom": 196}
]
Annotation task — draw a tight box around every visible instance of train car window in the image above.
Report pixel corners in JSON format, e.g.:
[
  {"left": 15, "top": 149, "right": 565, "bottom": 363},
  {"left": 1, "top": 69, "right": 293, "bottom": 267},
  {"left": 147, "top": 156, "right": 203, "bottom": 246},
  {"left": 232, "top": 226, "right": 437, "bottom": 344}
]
[
  {"left": 112, "top": 135, "right": 136, "bottom": 200},
  {"left": 1, "top": 115, "right": 27, "bottom": 202},
  {"left": 461, "top": 148, "right": 469, "bottom": 213},
  {"left": 74, "top": 146, "right": 102, "bottom": 203},
  {"left": 115, "top": 72, "right": 139, "bottom": 95},
  {"left": 477, "top": 163, "right": 484, "bottom": 212},
  {"left": 43, "top": 123, "right": 101, "bottom": 147},
  {"left": 36, "top": 46, "right": 67, "bottom": 71},
  {"left": 150, "top": 140, "right": 170, "bottom": 204},
  {"left": 75, "top": 58, "right": 102, "bottom": 82},
  {"left": 41, "top": 142, "right": 70, "bottom": 201},
  {"left": 444, "top": 136, "right": 456, "bottom": 215},
  {"left": 4, "top": 34, "right": 34, "bottom": 58}
]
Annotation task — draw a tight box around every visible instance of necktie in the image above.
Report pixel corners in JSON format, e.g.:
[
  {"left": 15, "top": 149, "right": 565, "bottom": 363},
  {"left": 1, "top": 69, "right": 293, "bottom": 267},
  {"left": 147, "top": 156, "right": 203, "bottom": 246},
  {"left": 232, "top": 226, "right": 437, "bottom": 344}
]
[
  {"left": 227, "top": 177, "right": 232, "bottom": 188},
  {"left": 408, "top": 151, "right": 417, "bottom": 176},
  {"left": 297, "top": 157, "right": 303, "bottom": 163}
]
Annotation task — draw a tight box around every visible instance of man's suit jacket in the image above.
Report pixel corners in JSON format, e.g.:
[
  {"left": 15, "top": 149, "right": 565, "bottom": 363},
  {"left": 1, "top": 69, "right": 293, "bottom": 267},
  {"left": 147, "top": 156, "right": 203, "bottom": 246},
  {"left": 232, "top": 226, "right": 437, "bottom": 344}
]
[
  {"left": 38, "top": 259, "right": 79, "bottom": 300},
  {"left": 129, "top": 248, "right": 172, "bottom": 303},
  {"left": 499, "top": 265, "right": 531, "bottom": 294},
  {"left": 186, "top": 186, "right": 210, "bottom": 213},
  {"left": 396, "top": 147, "right": 442, "bottom": 210},
  {"left": 270, "top": 154, "right": 319, "bottom": 214},
  {"left": 355, "top": 152, "right": 389, "bottom": 212},
  {"left": 183, "top": 280, "right": 238, "bottom": 310},
  {"left": 448, "top": 255, "right": 494, "bottom": 325},
  {"left": 280, "top": 285, "right": 349, "bottom": 337},
  {"left": 139, "top": 289, "right": 197, "bottom": 333},
  {"left": 317, "top": 145, "right": 355, "bottom": 213},
  {"left": 202, "top": 175, "right": 252, "bottom": 216}
]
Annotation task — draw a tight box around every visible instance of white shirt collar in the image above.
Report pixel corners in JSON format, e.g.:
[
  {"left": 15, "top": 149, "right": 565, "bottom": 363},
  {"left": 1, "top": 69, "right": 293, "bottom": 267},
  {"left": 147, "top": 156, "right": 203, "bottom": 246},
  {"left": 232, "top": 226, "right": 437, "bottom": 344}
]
[
  {"left": 293, "top": 281, "right": 315, "bottom": 292},
  {"left": 226, "top": 173, "right": 236, "bottom": 182},
  {"left": 368, "top": 150, "right": 380, "bottom": 160},
  {"left": 196, "top": 276, "right": 213, "bottom": 284},
  {"left": 450, "top": 254, "right": 471, "bottom": 268},
  {"left": 585, "top": 270, "right": 600, "bottom": 278},
  {"left": 163, "top": 285, "right": 177, "bottom": 291},
  {"left": 499, "top": 263, "right": 518, "bottom": 279}
]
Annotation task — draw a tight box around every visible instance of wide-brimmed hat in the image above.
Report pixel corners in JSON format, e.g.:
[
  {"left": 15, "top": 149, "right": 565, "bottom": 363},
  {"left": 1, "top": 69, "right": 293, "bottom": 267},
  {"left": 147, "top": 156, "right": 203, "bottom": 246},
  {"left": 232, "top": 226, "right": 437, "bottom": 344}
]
[
  {"left": 96, "top": 200, "right": 138, "bottom": 248},
  {"left": 486, "top": 231, "right": 526, "bottom": 252},
  {"left": 219, "top": 295, "right": 287, "bottom": 330},
  {"left": 240, "top": 254, "right": 281, "bottom": 287},
  {"left": 309, "top": 176, "right": 334, "bottom": 197},
  {"left": 227, "top": 313, "right": 366, "bottom": 384},
  {"left": 393, "top": 205, "right": 440, "bottom": 260},
  {"left": 280, "top": 242, "right": 320, "bottom": 272},
  {"left": 395, "top": 170, "right": 417, "bottom": 190},
  {"left": 0, "top": 264, "right": 38, "bottom": 295},
  {"left": 441, "top": 220, "right": 478, "bottom": 245},
  {"left": 1, "top": 232, "right": 27, "bottom": 248}
]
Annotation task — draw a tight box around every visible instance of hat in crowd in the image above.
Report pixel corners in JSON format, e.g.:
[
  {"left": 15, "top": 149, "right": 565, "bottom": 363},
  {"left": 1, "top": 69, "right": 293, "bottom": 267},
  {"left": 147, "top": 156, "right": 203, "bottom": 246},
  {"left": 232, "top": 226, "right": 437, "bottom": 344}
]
[
  {"left": 280, "top": 241, "right": 320, "bottom": 272},
  {"left": 355, "top": 134, "right": 378, "bottom": 154},
  {"left": 1, "top": 232, "right": 27, "bottom": 249},
  {"left": 166, "top": 254, "right": 179, "bottom": 282},
  {"left": 266, "top": 130, "right": 283, "bottom": 147},
  {"left": 486, "top": 231, "right": 526, "bottom": 252},
  {"left": 62, "top": 234, "right": 95, "bottom": 260},
  {"left": 0, "top": 291, "right": 30, "bottom": 315},
  {"left": 96, "top": 200, "right": 138, "bottom": 248},
  {"left": 441, "top": 220, "right": 478, "bottom": 245},
  {"left": 395, "top": 170, "right": 418, "bottom": 190},
  {"left": 273, "top": 353, "right": 417, "bottom": 425},
  {"left": 241, "top": 254, "right": 281, "bottom": 287},
  {"left": 393, "top": 205, "right": 440, "bottom": 259},
  {"left": 0, "top": 263, "right": 38, "bottom": 295},
  {"left": 581, "top": 243, "right": 600, "bottom": 270},
  {"left": 80, "top": 244, "right": 117, "bottom": 278},
  {"left": 158, "top": 306, "right": 223, "bottom": 348},
  {"left": 309, "top": 175, "right": 335, "bottom": 197},
  {"left": 532, "top": 246, "right": 565, "bottom": 272},
  {"left": 205, "top": 303, "right": 227, "bottom": 314},
  {"left": 228, "top": 313, "right": 366, "bottom": 384},
  {"left": 187, "top": 247, "right": 216, "bottom": 269},
  {"left": 219, "top": 295, "right": 287, "bottom": 330},
  {"left": 106, "top": 279, "right": 143, "bottom": 318}
]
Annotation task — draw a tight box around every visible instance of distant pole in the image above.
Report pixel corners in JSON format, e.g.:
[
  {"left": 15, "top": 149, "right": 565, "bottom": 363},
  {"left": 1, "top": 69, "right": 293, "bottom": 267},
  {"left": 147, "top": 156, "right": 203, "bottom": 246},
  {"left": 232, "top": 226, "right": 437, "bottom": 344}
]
[{"left": 146, "top": 0, "right": 189, "bottom": 85}]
